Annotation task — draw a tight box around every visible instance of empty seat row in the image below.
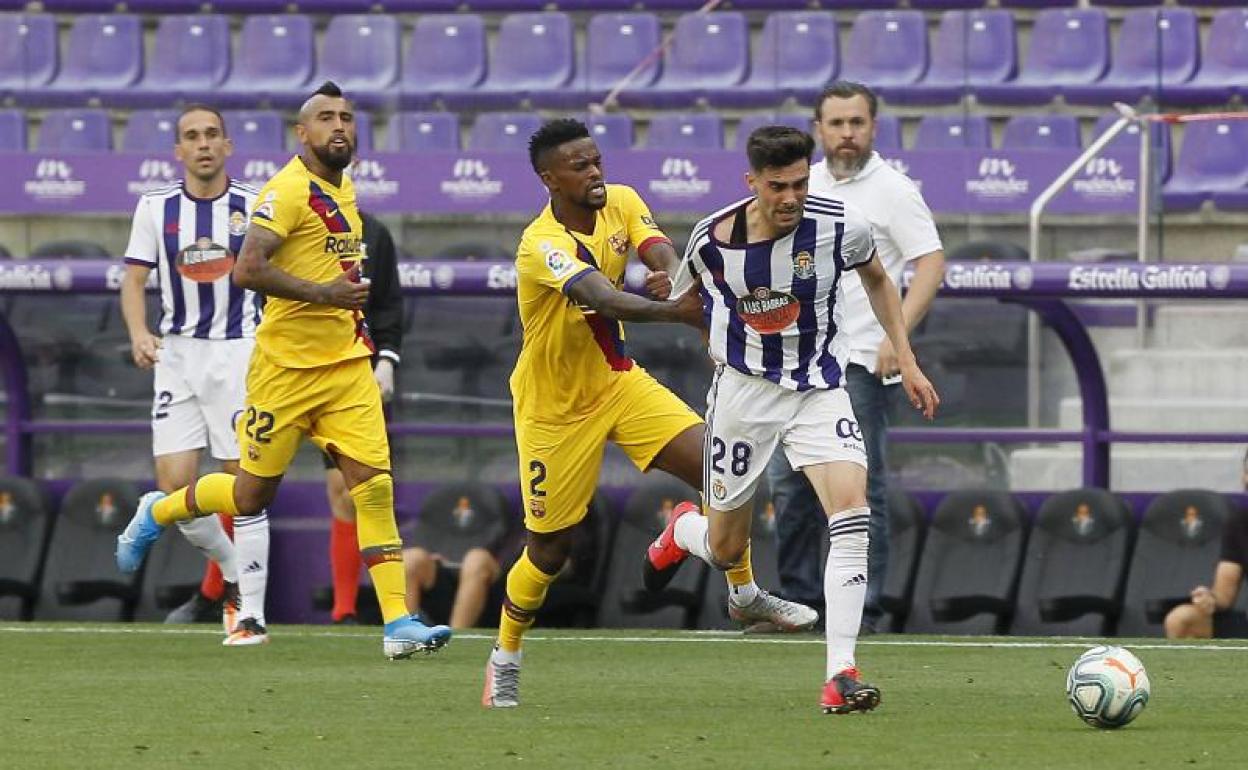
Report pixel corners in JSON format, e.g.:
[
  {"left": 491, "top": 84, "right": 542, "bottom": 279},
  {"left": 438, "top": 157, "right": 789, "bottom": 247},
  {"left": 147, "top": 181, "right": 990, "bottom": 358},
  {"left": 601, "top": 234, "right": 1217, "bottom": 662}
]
[
  {"left": 3, "top": 9, "right": 1247, "bottom": 111},
  {"left": 14, "top": 0, "right": 1248, "bottom": 13}
]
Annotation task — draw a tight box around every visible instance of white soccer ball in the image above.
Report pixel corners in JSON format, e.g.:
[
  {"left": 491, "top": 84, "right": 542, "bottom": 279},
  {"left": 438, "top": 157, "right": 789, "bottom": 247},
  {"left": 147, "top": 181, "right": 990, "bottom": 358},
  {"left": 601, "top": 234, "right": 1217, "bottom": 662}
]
[{"left": 1065, "top": 645, "right": 1150, "bottom": 729}]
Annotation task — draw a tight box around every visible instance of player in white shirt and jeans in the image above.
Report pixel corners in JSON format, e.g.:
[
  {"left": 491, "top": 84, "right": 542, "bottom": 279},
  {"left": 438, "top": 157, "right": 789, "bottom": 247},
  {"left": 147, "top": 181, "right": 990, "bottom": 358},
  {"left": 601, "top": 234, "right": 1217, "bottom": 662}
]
[
  {"left": 761, "top": 82, "right": 947, "bottom": 635},
  {"left": 646, "top": 126, "right": 939, "bottom": 712},
  {"left": 119, "top": 104, "right": 270, "bottom": 645}
]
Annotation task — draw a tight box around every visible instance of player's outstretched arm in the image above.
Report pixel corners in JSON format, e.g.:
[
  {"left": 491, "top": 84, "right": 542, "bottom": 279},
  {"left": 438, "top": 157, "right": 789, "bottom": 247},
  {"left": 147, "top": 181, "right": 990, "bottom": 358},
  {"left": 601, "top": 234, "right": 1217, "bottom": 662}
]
[
  {"left": 233, "top": 224, "right": 368, "bottom": 310},
  {"left": 858, "top": 254, "right": 940, "bottom": 420},
  {"left": 565, "top": 269, "right": 702, "bottom": 326}
]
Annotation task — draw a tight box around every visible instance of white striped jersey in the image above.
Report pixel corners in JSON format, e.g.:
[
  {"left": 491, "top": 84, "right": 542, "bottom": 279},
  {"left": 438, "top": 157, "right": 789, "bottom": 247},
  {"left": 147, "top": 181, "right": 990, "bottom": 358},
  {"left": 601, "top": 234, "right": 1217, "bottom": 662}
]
[
  {"left": 123, "top": 179, "right": 262, "bottom": 340},
  {"left": 681, "top": 193, "right": 875, "bottom": 391}
]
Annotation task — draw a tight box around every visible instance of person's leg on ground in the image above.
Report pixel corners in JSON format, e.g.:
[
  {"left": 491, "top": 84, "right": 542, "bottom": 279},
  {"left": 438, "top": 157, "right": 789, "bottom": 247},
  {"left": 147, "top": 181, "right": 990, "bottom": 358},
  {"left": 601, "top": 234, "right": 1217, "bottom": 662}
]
[
  {"left": 845, "top": 364, "right": 893, "bottom": 633},
  {"left": 402, "top": 547, "right": 439, "bottom": 617},
  {"left": 326, "top": 464, "right": 362, "bottom": 622},
  {"left": 765, "top": 450, "right": 827, "bottom": 615},
  {"left": 451, "top": 547, "right": 502, "bottom": 629},
  {"left": 647, "top": 423, "right": 761, "bottom": 606},
  {"left": 226, "top": 457, "right": 271, "bottom": 645},
  {"left": 156, "top": 449, "right": 239, "bottom": 626},
  {"left": 803, "top": 460, "right": 880, "bottom": 714},
  {"left": 1164, "top": 603, "right": 1213, "bottom": 639}
]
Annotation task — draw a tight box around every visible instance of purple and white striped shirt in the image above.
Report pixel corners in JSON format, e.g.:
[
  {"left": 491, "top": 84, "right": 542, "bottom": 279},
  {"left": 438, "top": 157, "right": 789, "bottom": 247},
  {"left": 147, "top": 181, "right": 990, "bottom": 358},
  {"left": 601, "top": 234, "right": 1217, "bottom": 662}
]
[
  {"left": 682, "top": 193, "right": 875, "bottom": 391},
  {"left": 124, "top": 179, "right": 262, "bottom": 340}
]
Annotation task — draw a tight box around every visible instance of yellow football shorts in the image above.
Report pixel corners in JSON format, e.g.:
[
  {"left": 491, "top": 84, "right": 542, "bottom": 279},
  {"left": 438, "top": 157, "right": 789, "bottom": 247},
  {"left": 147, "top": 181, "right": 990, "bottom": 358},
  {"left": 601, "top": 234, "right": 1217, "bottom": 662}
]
[
  {"left": 238, "top": 347, "right": 390, "bottom": 478},
  {"left": 516, "top": 366, "right": 702, "bottom": 534}
]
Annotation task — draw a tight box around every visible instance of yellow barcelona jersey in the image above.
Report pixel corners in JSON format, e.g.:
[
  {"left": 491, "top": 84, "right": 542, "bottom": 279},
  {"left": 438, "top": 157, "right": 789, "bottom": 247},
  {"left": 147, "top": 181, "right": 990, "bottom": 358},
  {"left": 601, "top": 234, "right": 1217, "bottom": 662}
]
[
  {"left": 510, "top": 184, "right": 670, "bottom": 421},
  {"left": 248, "top": 156, "right": 373, "bottom": 369}
]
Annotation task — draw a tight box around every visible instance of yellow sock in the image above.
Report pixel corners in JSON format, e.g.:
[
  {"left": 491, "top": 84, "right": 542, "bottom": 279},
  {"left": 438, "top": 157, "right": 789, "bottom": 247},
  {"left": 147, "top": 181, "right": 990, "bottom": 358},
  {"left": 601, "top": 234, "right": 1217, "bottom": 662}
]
[
  {"left": 726, "top": 542, "right": 754, "bottom": 587},
  {"left": 153, "top": 473, "right": 238, "bottom": 526},
  {"left": 497, "top": 548, "right": 555, "bottom": 653},
  {"left": 350, "top": 473, "right": 408, "bottom": 624}
]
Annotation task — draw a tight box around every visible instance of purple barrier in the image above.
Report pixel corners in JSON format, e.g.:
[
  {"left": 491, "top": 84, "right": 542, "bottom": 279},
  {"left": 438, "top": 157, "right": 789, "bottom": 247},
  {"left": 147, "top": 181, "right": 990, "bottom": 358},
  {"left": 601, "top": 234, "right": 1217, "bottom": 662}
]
[
  {"left": 5, "top": 260, "right": 1248, "bottom": 485},
  {"left": 1, "top": 148, "right": 1142, "bottom": 216},
  {"left": 6, "top": 259, "right": 1248, "bottom": 299}
]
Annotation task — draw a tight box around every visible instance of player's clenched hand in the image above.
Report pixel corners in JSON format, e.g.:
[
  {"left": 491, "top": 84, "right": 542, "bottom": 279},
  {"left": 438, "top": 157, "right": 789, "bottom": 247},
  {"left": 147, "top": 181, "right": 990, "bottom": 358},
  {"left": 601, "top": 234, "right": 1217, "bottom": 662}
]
[
  {"left": 130, "top": 331, "right": 161, "bottom": 369},
  {"left": 320, "top": 265, "right": 369, "bottom": 310},
  {"left": 900, "top": 359, "right": 940, "bottom": 420},
  {"left": 670, "top": 277, "right": 705, "bottom": 328},
  {"left": 645, "top": 270, "right": 673, "bottom": 300}
]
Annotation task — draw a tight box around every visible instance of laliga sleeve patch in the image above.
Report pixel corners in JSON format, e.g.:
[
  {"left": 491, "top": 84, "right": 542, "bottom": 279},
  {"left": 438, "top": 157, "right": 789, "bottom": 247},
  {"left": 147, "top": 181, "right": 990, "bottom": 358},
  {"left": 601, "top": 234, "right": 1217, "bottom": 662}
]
[
  {"left": 251, "top": 191, "right": 276, "bottom": 222},
  {"left": 736, "top": 287, "right": 800, "bottom": 334},
  {"left": 544, "top": 249, "right": 577, "bottom": 279}
]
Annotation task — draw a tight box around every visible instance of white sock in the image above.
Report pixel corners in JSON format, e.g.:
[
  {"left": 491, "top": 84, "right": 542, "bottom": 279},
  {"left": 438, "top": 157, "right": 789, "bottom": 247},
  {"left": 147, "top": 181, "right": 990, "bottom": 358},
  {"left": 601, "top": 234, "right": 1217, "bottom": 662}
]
[
  {"left": 673, "top": 512, "right": 714, "bottom": 564},
  {"left": 176, "top": 515, "right": 238, "bottom": 583},
  {"left": 492, "top": 645, "right": 522, "bottom": 666},
  {"left": 825, "top": 507, "right": 870, "bottom": 680},
  {"left": 234, "top": 512, "right": 270, "bottom": 626},
  {"left": 727, "top": 578, "right": 759, "bottom": 608}
]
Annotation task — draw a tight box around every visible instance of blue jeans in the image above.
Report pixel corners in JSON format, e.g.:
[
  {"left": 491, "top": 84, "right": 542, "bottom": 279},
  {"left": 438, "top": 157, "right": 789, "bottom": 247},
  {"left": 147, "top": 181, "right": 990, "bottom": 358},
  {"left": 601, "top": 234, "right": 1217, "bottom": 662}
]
[{"left": 765, "top": 364, "right": 896, "bottom": 628}]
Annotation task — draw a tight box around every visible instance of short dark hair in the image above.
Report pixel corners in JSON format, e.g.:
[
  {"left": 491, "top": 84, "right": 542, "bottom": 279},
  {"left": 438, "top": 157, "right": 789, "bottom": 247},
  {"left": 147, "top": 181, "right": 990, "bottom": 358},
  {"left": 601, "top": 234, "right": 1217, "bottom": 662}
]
[
  {"left": 746, "top": 126, "right": 815, "bottom": 172},
  {"left": 814, "top": 81, "right": 879, "bottom": 121},
  {"left": 176, "top": 103, "right": 226, "bottom": 137},
  {"left": 313, "top": 80, "right": 344, "bottom": 99},
  {"left": 528, "top": 118, "right": 592, "bottom": 173}
]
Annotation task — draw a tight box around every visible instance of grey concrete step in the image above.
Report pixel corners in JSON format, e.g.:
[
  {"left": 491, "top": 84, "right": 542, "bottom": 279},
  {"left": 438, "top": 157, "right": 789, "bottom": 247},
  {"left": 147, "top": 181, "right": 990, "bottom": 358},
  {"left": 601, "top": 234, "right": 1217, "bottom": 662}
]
[
  {"left": 1058, "top": 397, "right": 1248, "bottom": 432},
  {"left": 1008, "top": 445, "right": 1244, "bottom": 492},
  {"left": 1107, "top": 349, "right": 1248, "bottom": 399},
  {"left": 1153, "top": 304, "right": 1248, "bottom": 349}
]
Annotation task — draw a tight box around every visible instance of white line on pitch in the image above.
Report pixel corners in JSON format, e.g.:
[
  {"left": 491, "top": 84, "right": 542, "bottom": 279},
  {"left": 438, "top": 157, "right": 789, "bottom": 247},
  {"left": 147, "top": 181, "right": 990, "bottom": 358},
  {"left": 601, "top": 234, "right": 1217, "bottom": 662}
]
[{"left": 1, "top": 624, "right": 1246, "bottom": 652}]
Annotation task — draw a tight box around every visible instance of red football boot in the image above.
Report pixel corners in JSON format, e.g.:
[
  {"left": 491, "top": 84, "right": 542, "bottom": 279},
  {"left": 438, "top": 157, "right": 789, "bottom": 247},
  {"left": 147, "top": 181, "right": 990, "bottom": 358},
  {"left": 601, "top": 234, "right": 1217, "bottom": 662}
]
[
  {"left": 820, "top": 667, "right": 881, "bottom": 714},
  {"left": 642, "top": 501, "right": 699, "bottom": 592}
]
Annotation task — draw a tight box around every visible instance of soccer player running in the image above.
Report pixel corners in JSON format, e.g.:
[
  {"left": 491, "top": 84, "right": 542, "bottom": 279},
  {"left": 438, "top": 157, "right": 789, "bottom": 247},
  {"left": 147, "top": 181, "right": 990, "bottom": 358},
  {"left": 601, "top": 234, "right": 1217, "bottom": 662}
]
[
  {"left": 482, "top": 119, "right": 815, "bottom": 709},
  {"left": 116, "top": 82, "right": 451, "bottom": 659},
  {"left": 119, "top": 103, "right": 270, "bottom": 644},
  {"left": 650, "top": 126, "right": 939, "bottom": 713}
]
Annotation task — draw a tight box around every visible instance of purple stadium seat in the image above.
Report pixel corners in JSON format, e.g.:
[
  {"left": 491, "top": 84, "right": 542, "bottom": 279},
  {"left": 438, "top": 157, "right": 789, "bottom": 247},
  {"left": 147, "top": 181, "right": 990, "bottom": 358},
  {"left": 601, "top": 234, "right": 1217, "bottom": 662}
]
[
  {"left": 1168, "top": 9, "right": 1248, "bottom": 107},
  {"left": 618, "top": 12, "right": 748, "bottom": 109},
  {"left": 122, "top": 110, "right": 179, "bottom": 153},
  {"left": 211, "top": 1, "right": 299, "bottom": 11},
  {"left": 224, "top": 111, "right": 285, "bottom": 152},
  {"left": 123, "top": 15, "right": 231, "bottom": 108},
  {"left": 645, "top": 114, "right": 724, "bottom": 151},
  {"left": 910, "top": 0, "right": 987, "bottom": 8},
  {"left": 1177, "top": 0, "right": 1247, "bottom": 6},
  {"left": 1090, "top": 113, "right": 1172, "bottom": 182},
  {"left": 874, "top": 114, "right": 903, "bottom": 152},
  {"left": 710, "top": 12, "right": 838, "bottom": 109},
  {"left": 469, "top": 113, "right": 543, "bottom": 152},
  {"left": 377, "top": 1, "right": 459, "bottom": 9},
  {"left": 1002, "top": 115, "right": 1081, "bottom": 149},
  {"left": 587, "top": 113, "right": 635, "bottom": 151},
  {"left": 839, "top": 11, "right": 928, "bottom": 97},
  {"left": 387, "top": 112, "right": 459, "bottom": 152},
  {"left": 38, "top": 1, "right": 117, "bottom": 9},
  {"left": 399, "top": 15, "right": 486, "bottom": 110},
  {"left": 0, "top": 110, "right": 27, "bottom": 151},
  {"left": 316, "top": 15, "right": 400, "bottom": 110},
  {"left": 352, "top": 110, "right": 374, "bottom": 154},
  {"left": 455, "top": 13, "right": 574, "bottom": 110},
  {"left": 914, "top": 115, "right": 992, "bottom": 149},
  {"left": 1163, "top": 120, "right": 1248, "bottom": 212},
  {"left": 538, "top": 12, "right": 660, "bottom": 109},
  {"left": 1064, "top": 9, "right": 1198, "bottom": 106},
  {"left": 1000, "top": 0, "right": 1076, "bottom": 7},
  {"left": 976, "top": 9, "right": 1109, "bottom": 106},
  {"left": 1211, "top": 189, "right": 1248, "bottom": 212},
  {"left": 220, "top": 15, "right": 314, "bottom": 108},
  {"left": 38, "top": 109, "right": 112, "bottom": 152},
  {"left": 0, "top": 14, "right": 57, "bottom": 102},
  {"left": 892, "top": 10, "right": 1015, "bottom": 106},
  {"left": 735, "top": 113, "right": 812, "bottom": 149},
  {"left": 35, "top": 15, "right": 142, "bottom": 107}
]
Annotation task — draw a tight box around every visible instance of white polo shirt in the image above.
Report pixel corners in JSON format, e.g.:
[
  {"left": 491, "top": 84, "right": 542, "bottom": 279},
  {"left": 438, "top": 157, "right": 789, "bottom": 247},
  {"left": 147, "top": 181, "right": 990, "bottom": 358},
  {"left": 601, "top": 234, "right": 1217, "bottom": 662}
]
[{"left": 809, "top": 152, "right": 943, "bottom": 372}]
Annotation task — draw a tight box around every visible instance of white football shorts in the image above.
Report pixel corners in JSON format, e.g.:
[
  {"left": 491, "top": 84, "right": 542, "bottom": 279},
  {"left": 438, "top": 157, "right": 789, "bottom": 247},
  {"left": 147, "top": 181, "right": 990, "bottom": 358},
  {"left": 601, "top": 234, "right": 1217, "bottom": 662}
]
[
  {"left": 703, "top": 364, "right": 867, "bottom": 511},
  {"left": 151, "top": 334, "right": 253, "bottom": 461}
]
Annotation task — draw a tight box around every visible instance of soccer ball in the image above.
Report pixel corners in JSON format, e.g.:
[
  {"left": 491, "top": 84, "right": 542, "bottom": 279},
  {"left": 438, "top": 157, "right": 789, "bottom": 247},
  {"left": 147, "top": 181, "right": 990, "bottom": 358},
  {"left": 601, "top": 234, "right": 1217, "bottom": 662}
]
[{"left": 1065, "top": 645, "right": 1150, "bottom": 729}]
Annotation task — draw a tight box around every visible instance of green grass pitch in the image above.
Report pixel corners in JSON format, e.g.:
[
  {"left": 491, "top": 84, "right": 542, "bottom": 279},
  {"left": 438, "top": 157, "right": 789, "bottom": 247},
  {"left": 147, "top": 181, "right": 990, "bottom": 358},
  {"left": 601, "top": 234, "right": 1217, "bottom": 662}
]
[{"left": 2, "top": 624, "right": 1246, "bottom": 769}]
